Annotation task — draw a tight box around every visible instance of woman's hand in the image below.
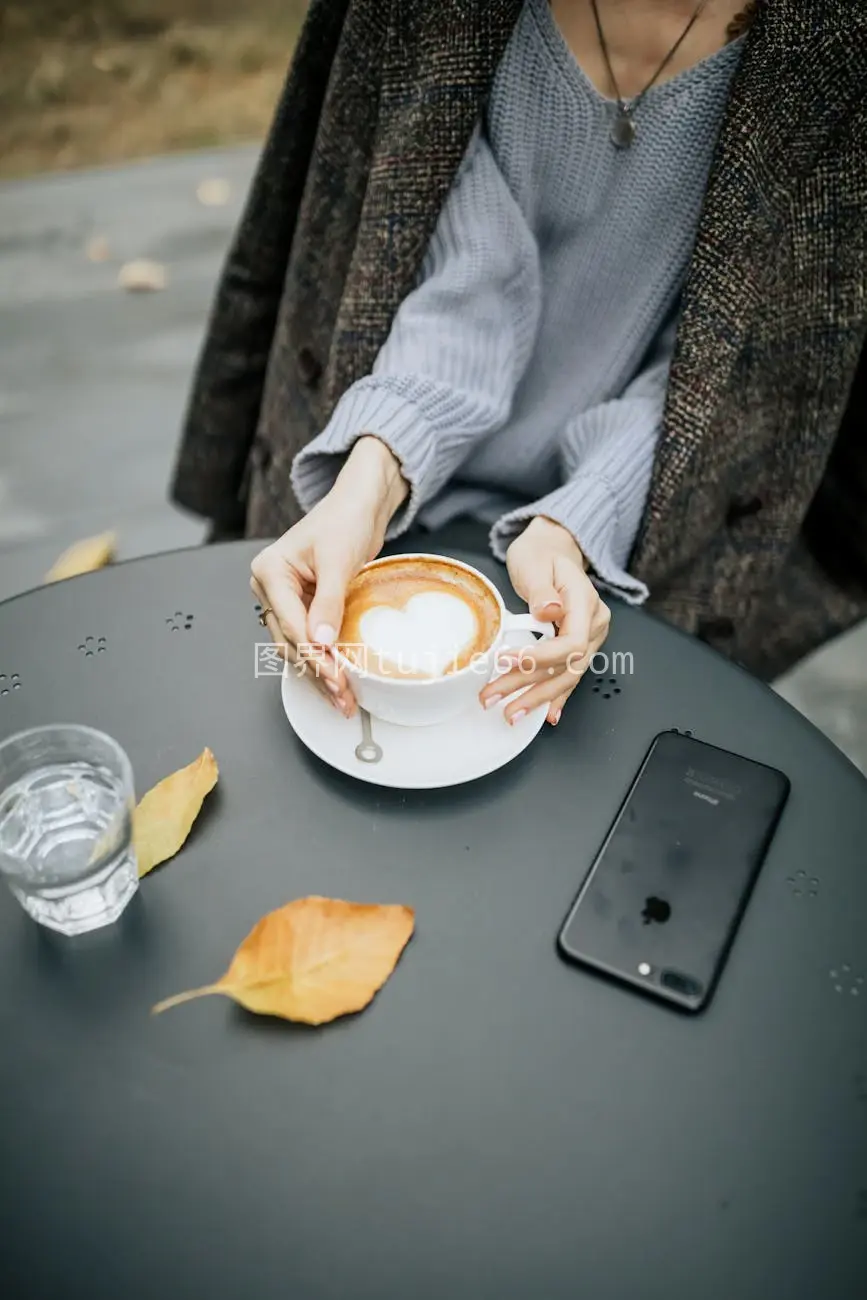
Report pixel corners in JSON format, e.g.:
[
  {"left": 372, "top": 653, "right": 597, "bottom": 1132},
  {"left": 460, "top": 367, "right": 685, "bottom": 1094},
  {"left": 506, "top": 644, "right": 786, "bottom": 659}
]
[
  {"left": 479, "top": 516, "right": 611, "bottom": 726},
  {"left": 250, "top": 437, "right": 408, "bottom": 717}
]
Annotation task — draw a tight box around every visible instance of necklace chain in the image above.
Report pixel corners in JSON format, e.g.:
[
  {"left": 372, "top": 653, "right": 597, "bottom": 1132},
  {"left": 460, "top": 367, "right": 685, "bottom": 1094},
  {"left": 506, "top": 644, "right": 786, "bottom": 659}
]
[{"left": 590, "top": 0, "right": 713, "bottom": 148}]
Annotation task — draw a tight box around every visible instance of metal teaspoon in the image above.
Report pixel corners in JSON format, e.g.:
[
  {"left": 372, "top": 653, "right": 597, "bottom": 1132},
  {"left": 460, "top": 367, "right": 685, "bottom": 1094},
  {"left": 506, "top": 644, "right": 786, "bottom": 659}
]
[{"left": 355, "top": 709, "right": 383, "bottom": 764}]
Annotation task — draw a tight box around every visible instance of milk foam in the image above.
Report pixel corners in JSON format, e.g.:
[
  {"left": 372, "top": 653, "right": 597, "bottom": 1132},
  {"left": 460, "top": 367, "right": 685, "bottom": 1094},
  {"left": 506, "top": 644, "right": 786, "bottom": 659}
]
[{"left": 359, "top": 592, "right": 479, "bottom": 677}]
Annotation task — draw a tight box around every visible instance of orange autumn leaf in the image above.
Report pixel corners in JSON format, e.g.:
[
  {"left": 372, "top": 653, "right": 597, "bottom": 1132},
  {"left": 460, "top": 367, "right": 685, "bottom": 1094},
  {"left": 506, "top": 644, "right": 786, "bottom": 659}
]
[
  {"left": 152, "top": 896, "right": 415, "bottom": 1025},
  {"left": 134, "top": 748, "right": 218, "bottom": 878},
  {"left": 45, "top": 531, "right": 115, "bottom": 583}
]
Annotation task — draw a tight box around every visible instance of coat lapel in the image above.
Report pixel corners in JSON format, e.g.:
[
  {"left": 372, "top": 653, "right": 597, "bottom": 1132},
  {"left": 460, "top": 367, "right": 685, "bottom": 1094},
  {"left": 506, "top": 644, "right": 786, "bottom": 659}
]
[
  {"left": 642, "top": 0, "right": 867, "bottom": 560},
  {"left": 333, "top": 0, "right": 525, "bottom": 386}
]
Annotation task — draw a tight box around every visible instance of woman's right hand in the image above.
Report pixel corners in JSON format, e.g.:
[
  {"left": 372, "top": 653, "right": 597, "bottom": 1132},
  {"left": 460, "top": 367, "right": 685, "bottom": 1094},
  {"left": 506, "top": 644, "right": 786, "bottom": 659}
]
[{"left": 251, "top": 436, "right": 408, "bottom": 718}]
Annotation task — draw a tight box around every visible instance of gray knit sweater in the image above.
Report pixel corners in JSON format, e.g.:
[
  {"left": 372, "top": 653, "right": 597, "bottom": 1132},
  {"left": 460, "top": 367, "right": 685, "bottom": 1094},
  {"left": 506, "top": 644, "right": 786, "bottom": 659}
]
[{"left": 291, "top": 0, "right": 743, "bottom": 602}]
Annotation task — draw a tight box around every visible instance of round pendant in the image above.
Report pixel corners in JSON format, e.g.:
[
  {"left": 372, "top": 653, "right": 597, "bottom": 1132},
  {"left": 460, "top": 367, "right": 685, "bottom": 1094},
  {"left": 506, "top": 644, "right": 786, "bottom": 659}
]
[{"left": 611, "top": 111, "right": 636, "bottom": 149}]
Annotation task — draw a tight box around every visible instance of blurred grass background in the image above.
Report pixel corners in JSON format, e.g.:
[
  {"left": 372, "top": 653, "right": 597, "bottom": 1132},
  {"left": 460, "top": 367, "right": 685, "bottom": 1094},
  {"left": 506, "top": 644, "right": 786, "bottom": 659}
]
[{"left": 0, "top": 1, "right": 307, "bottom": 178}]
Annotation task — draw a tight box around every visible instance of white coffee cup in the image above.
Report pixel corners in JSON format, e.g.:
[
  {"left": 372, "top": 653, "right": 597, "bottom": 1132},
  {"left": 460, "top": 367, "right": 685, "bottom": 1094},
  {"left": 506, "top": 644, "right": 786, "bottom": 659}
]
[{"left": 333, "top": 553, "right": 555, "bottom": 728}]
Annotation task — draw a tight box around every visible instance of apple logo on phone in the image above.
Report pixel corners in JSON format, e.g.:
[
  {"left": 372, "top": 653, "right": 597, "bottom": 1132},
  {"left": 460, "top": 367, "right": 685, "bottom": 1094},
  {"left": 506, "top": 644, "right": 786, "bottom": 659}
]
[{"left": 641, "top": 896, "right": 671, "bottom": 925}]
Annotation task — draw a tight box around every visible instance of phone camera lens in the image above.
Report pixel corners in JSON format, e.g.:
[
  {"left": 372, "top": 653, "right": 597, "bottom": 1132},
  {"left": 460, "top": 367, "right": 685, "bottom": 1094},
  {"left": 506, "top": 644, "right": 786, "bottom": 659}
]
[{"left": 661, "top": 970, "right": 704, "bottom": 1000}]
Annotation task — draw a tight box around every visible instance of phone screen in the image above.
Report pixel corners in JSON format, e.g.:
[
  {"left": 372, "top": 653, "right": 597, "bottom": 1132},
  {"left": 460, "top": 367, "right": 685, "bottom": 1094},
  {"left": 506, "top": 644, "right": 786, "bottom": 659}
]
[{"left": 557, "top": 731, "right": 790, "bottom": 1012}]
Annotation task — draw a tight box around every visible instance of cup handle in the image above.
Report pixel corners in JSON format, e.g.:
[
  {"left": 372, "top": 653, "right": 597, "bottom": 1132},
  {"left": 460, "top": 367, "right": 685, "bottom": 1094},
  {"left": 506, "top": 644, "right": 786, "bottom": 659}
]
[{"left": 501, "top": 611, "right": 556, "bottom": 644}]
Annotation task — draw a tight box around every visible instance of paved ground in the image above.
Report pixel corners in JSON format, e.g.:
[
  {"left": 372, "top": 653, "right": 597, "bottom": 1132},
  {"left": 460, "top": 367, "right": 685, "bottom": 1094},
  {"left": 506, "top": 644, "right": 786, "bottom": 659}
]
[
  {"left": 0, "top": 146, "right": 257, "bottom": 591},
  {"left": 1, "top": 148, "right": 865, "bottom": 772}
]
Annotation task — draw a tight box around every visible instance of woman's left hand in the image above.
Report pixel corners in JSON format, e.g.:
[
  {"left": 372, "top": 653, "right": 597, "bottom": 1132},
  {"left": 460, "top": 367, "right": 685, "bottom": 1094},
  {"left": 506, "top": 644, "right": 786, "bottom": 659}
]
[{"left": 479, "top": 515, "right": 611, "bottom": 726}]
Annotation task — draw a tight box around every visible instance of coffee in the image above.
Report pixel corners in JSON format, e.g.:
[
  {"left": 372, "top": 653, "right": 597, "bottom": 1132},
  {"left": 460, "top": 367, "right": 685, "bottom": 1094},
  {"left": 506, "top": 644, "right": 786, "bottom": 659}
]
[{"left": 338, "top": 557, "right": 501, "bottom": 679}]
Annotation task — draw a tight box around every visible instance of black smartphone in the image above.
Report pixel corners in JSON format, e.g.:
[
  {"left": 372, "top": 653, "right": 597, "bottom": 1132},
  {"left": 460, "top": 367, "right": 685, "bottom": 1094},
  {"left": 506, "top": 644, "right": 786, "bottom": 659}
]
[{"left": 557, "top": 731, "right": 790, "bottom": 1013}]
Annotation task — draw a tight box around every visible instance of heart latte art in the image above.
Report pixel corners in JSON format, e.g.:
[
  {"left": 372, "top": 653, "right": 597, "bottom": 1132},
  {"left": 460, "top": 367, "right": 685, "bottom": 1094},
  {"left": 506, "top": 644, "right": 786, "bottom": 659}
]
[{"left": 338, "top": 558, "right": 501, "bottom": 679}]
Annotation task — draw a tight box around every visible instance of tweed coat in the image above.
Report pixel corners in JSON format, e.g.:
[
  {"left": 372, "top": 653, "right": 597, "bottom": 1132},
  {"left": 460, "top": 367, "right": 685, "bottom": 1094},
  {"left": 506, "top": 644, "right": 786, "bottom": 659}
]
[{"left": 171, "top": 0, "right": 867, "bottom": 681}]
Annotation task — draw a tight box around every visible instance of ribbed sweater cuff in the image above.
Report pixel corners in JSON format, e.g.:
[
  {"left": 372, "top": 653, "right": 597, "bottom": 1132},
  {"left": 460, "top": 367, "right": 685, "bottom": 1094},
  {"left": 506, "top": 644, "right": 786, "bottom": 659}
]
[
  {"left": 489, "top": 473, "right": 650, "bottom": 605},
  {"left": 290, "top": 380, "right": 437, "bottom": 536}
]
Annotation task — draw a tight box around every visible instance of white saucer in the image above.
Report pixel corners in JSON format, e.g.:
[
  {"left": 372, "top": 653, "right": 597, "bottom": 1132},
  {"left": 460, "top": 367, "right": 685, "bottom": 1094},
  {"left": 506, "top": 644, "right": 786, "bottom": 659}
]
[{"left": 281, "top": 664, "right": 547, "bottom": 789}]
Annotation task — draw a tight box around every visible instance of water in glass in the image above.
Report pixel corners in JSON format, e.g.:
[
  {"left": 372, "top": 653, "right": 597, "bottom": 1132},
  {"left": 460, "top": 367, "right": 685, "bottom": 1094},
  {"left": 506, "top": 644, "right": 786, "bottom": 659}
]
[{"left": 0, "top": 726, "right": 138, "bottom": 935}]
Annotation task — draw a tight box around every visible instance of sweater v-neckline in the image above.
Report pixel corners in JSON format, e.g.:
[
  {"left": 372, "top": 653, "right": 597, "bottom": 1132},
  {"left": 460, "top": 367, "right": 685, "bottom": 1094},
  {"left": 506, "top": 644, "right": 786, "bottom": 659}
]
[{"left": 530, "top": 0, "right": 746, "bottom": 111}]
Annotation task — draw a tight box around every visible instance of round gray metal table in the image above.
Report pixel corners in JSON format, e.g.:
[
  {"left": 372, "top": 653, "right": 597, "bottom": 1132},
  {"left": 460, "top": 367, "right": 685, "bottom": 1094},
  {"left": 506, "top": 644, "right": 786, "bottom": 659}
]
[{"left": 0, "top": 540, "right": 865, "bottom": 1300}]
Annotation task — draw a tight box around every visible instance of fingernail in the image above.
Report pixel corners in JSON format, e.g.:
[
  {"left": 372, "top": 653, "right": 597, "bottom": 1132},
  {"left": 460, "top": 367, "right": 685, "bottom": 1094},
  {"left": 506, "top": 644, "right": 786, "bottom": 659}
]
[
  {"left": 550, "top": 708, "right": 562, "bottom": 726},
  {"left": 484, "top": 694, "right": 502, "bottom": 710},
  {"left": 314, "top": 623, "right": 337, "bottom": 647},
  {"left": 509, "top": 709, "right": 528, "bottom": 726}
]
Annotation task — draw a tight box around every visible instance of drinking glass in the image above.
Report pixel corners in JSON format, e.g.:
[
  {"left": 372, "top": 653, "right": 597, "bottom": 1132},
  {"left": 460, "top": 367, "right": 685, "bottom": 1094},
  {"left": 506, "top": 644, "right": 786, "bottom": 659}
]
[{"left": 0, "top": 724, "right": 138, "bottom": 935}]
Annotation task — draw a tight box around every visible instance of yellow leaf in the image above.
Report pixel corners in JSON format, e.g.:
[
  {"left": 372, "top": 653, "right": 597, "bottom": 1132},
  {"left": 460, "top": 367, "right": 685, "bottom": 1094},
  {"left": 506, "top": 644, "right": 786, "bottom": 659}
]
[
  {"left": 45, "top": 532, "right": 115, "bottom": 583},
  {"left": 85, "top": 235, "right": 111, "bottom": 263},
  {"left": 117, "top": 259, "right": 167, "bottom": 292},
  {"left": 134, "top": 748, "right": 218, "bottom": 878},
  {"left": 153, "top": 896, "right": 415, "bottom": 1025},
  {"left": 196, "top": 178, "right": 231, "bottom": 207}
]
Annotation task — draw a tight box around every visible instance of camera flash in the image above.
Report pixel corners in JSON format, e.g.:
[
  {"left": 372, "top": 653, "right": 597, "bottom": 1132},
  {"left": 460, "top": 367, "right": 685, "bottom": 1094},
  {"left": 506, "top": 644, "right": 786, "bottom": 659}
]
[{"left": 638, "top": 962, "right": 651, "bottom": 976}]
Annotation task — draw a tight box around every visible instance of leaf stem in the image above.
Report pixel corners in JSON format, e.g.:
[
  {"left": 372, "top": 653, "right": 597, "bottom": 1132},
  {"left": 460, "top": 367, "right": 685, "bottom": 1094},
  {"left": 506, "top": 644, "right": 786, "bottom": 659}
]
[{"left": 151, "top": 984, "right": 222, "bottom": 1015}]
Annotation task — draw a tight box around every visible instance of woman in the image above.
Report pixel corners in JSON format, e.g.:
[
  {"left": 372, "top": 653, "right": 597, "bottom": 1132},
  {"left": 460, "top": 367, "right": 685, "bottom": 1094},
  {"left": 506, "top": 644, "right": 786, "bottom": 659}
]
[{"left": 171, "top": 0, "right": 867, "bottom": 724}]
